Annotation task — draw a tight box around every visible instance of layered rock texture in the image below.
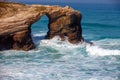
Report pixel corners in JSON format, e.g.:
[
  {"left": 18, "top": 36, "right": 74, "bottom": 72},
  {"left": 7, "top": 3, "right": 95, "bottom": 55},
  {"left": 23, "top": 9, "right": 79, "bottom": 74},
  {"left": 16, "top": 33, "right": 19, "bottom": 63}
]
[{"left": 0, "top": 2, "right": 83, "bottom": 51}]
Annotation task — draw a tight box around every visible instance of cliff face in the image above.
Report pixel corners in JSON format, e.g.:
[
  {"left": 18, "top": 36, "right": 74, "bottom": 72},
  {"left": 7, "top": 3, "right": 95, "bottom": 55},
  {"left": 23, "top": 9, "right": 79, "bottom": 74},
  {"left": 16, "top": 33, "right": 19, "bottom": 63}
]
[{"left": 0, "top": 2, "right": 83, "bottom": 51}]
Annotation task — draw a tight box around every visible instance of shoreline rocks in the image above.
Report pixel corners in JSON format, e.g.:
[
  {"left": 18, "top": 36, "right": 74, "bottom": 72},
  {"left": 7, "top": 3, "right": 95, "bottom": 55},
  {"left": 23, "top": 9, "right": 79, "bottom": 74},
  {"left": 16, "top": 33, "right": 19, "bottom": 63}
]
[{"left": 0, "top": 2, "right": 83, "bottom": 51}]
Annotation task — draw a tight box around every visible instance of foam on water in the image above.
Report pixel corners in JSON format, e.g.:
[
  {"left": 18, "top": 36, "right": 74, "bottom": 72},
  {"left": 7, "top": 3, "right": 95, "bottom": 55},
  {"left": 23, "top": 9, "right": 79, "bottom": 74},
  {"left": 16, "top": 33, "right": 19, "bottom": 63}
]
[
  {"left": 39, "top": 36, "right": 120, "bottom": 56},
  {"left": 93, "top": 39, "right": 120, "bottom": 49},
  {"left": 86, "top": 45, "right": 120, "bottom": 56},
  {"left": 86, "top": 39, "right": 120, "bottom": 56},
  {"left": 1, "top": 3, "right": 120, "bottom": 80},
  {"left": 0, "top": 36, "right": 120, "bottom": 80},
  {"left": 33, "top": 33, "right": 46, "bottom": 37},
  {"left": 40, "top": 36, "right": 86, "bottom": 49}
]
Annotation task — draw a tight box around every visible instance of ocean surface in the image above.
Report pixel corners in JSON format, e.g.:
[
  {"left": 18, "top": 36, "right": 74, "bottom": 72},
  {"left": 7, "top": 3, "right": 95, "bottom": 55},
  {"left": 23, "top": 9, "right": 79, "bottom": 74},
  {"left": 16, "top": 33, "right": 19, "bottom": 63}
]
[{"left": 0, "top": 3, "right": 120, "bottom": 80}]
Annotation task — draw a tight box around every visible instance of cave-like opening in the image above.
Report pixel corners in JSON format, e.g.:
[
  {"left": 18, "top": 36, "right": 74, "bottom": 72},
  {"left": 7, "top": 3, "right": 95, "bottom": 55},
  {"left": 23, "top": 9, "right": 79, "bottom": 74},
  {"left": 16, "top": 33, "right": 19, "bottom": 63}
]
[{"left": 31, "top": 15, "right": 49, "bottom": 45}]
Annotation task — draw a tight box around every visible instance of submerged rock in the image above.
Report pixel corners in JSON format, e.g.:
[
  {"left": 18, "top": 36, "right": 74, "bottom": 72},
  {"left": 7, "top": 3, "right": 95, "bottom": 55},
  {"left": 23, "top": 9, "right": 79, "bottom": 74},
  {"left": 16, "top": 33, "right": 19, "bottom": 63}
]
[{"left": 0, "top": 2, "right": 83, "bottom": 51}]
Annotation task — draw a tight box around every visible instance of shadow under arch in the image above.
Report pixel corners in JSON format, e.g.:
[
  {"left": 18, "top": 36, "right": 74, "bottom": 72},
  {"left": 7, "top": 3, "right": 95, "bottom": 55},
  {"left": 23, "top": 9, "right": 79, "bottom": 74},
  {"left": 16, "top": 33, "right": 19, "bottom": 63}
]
[{"left": 31, "top": 15, "right": 49, "bottom": 45}]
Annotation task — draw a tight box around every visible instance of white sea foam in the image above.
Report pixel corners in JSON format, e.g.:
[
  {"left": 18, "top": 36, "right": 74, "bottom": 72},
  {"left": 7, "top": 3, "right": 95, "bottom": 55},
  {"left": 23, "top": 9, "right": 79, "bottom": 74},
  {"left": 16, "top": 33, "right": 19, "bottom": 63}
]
[
  {"left": 33, "top": 33, "right": 46, "bottom": 37},
  {"left": 86, "top": 39, "right": 120, "bottom": 56},
  {"left": 88, "top": 77, "right": 118, "bottom": 80},
  {"left": 40, "top": 36, "right": 120, "bottom": 56},
  {"left": 93, "top": 39, "right": 120, "bottom": 47},
  {"left": 86, "top": 45, "right": 120, "bottom": 56},
  {"left": 0, "top": 37, "right": 119, "bottom": 80},
  {"left": 40, "top": 36, "right": 87, "bottom": 49}
]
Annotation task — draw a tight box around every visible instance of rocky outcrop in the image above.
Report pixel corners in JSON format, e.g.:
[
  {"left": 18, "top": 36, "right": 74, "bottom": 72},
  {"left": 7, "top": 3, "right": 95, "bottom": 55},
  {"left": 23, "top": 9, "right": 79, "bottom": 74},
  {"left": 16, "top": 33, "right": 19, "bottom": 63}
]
[{"left": 0, "top": 2, "right": 83, "bottom": 51}]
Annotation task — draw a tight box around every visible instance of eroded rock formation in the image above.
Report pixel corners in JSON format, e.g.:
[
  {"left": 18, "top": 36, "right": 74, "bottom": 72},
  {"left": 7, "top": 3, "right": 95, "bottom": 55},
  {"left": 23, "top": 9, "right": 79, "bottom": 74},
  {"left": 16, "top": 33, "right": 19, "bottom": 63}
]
[{"left": 0, "top": 2, "right": 83, "bottom": 51}]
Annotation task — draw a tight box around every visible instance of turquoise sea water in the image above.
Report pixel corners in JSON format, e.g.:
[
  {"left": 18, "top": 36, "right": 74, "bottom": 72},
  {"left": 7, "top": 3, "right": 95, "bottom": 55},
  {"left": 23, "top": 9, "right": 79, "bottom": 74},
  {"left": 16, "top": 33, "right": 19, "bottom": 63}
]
[{"left": 0, "top": 3, "right": 120, "bottom": 80}]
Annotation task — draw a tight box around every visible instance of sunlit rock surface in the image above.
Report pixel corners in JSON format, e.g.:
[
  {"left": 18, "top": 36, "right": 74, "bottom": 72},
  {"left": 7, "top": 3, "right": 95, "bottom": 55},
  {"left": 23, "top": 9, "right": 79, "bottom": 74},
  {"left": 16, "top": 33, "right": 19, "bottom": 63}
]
[{"left": 0, "top": 2, "right": 83, "bottom": 50}]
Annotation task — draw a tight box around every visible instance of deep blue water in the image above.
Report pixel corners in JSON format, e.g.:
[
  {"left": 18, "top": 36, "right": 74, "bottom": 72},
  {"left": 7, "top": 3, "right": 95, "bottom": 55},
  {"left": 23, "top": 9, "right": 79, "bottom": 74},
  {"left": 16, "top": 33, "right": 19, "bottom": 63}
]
[{"left": 0, "top": 3, "right": 120, "bottom": 80}]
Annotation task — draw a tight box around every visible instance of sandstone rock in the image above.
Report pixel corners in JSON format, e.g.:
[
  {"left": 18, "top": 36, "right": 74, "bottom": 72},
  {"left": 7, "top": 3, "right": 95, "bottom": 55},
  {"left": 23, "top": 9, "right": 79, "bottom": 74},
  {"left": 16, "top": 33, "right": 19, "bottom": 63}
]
[{"left": 0, "top": 2, "right": 83, "bottom": 51}]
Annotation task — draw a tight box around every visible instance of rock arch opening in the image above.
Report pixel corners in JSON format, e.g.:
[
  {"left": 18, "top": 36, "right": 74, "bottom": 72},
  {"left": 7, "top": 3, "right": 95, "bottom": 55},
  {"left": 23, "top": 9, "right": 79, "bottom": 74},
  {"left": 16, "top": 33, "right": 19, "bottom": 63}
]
[
  {"left": 0, "top": 2, "right": 83, "bottom": 51},
  {"left": 31, "top": 15, "right": 49, "bottom": 45}
]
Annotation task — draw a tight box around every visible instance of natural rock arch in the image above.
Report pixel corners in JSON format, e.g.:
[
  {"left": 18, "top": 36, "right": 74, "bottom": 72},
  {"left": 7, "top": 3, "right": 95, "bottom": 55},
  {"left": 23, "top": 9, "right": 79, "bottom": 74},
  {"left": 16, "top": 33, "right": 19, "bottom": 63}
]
[
  {"left": 0, "top": 2, "right": 83, "bottom": 51},
  {"left": 31, "top": 15, "right": 49, "bottom": 43}
]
